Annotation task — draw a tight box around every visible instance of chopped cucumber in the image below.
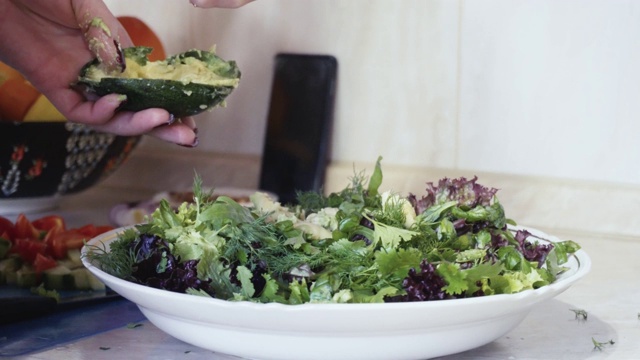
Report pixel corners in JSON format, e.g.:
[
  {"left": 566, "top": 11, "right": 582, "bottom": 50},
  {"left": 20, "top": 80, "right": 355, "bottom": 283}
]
[
  {"left": 55, "top": 249, "right": 83, "bottom": 270},
  {"left": 87, "top": 271, "right": 106, "bottom": 291},
  {"left": 70, "top": 268, "right": 91, "bottom": 290},
  {"left": 56, "top": 259, "right": 82, "bottom": 270},
  {"left": 16, "top": 264, "right": 38, "bottom": 288},
  {"left": 66, "top": 249, "right": 82, "bottom": 266},
  {"left": 0, "top": 256, "right": 22, "bottom": 285},
  {"left": 43, "top": 265, "right": 74, "bottom": 290},
  {"left": 1, "top": 244, "right": 105, "bottom": 292},
  {"left": 0, "top": 238, "right": 10, "bottom": 258}
]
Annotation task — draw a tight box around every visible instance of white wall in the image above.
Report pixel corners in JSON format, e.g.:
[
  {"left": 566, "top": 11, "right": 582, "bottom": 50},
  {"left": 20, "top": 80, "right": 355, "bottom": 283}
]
[
  {"left": 103, "top": 0, "right": 640, "bottom": 185},
  {"left": 458, "top": 0, "right": 640, "bottom": 185}
]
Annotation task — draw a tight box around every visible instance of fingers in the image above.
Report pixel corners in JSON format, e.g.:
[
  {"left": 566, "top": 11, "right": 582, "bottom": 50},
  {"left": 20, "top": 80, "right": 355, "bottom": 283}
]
[
  {"left": 148, "top": 117, "right": 199, "bottom": 147},
  {"left": 189, "top": 0, "right": 254, "bottom": 8},
  {"left": 90, "top": 111, "right": 198, "bottom": 147},
  {"left": 68, "top": 95, "right": 198, "bottom": 146}
]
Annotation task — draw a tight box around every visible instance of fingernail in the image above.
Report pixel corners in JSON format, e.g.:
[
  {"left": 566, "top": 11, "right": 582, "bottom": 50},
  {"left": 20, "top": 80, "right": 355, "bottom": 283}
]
[
  {"left": 178, "top": 136, "right": 199, "bottom": 148},
  {"left": 152, "top": 114, "right": 176, "bottom": 129},
  {"left": 114, "top": 40, "right": 125, "bottom": 72},
  {"left": 115, "top": 95, "right": 128, "bottom": 112}
]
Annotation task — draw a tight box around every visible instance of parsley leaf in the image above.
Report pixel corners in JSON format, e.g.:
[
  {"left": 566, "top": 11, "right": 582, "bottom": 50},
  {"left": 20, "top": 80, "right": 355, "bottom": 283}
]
[{"left": 437, "top": 263, "right": 468, "bottom": 295}]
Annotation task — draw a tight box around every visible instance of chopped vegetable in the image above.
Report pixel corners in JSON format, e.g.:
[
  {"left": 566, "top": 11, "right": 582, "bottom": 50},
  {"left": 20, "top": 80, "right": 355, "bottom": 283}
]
[
  {"left": 0, "top": 214, "right": 113, "bottom": 291},
  {"left": 87, "top": 159, "right": 581, "bottom": 304}
]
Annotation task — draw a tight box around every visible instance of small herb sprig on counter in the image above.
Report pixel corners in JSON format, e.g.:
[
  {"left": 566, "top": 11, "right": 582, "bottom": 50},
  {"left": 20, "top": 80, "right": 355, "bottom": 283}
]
[
  {"left": 570, "top": 308, "right": 588, "bottom": 320},
  {"left": 592, "top": 338, "right": 615, "bottom": 351}
]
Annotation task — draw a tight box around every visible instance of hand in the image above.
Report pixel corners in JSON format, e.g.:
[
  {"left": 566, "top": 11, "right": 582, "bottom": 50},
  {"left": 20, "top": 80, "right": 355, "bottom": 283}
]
[
  {"left": 0, "top": 0, "right": 198, "bottom": 146},
  {"left": 189, "top": 0, "right": 254, "bottom": 8}
]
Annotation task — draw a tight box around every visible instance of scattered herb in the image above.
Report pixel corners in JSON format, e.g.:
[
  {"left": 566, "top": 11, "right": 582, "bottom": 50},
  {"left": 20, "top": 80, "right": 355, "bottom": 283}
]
[
  {"left": 86, "top": 158, "right": 581, "bottom": 304},
  {"left": 99, "top": 346, "right": 111, "bottom": 350},
  {"left": 570, "top": 308, "right": 588, "bottom": 321},
  {"left": 30, "top": 283, "right": 61, "bottom": 303},
  {"left": 592, "top": 337, "right": 614, "bottom": 351},
  {"left": 126, "top": 322, "right": 143, "bottom": 329}
]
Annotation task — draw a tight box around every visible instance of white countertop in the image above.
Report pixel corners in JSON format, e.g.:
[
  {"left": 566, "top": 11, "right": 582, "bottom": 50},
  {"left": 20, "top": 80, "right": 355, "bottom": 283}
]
[{"left": 5, "top": 186, "right": 640, "bottom": 360}]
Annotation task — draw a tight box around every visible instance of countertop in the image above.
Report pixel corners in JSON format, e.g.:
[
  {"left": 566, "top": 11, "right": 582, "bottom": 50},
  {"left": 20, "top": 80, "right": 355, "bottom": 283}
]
[{"left": 2, "top": 185, "right": 639, "bottom": 360}]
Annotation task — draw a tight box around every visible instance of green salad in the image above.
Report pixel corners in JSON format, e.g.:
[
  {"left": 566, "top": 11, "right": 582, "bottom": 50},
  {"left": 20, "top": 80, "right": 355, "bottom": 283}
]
[{"left": 87, "top": 157, "right": 580, "bottom": 304}]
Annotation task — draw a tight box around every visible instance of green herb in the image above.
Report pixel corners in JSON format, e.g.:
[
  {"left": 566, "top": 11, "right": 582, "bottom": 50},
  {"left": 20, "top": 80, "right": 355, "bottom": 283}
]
[
  {"left": 592, "top": 337, "right": 614, "bottom": 351},
  {"left": 570, "top": 309, "right": 588, "bottom": 320},
  {"left": 30, "top": 283, "right": 60, "bottom": 302},
  {"left": 99, "top": 346, "right": 111, "bottom": 350},
  {"left": 126, "top": 322, "right": 143, "bottom": 329},
  {"left": 85, "top": 159, "right": 581, "bottom": 304},
  {"left": 83, "top": 230, "right": 137, "bottom": 280}
]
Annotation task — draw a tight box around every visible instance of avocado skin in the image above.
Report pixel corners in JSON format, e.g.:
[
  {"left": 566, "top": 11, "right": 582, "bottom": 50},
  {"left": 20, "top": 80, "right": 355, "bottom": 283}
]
[
  {"left": 77, "top": 78, "right": 235, "bottom": 117},
  {"left": 74, "top": 47, "right": 240, "bottom": 118}
]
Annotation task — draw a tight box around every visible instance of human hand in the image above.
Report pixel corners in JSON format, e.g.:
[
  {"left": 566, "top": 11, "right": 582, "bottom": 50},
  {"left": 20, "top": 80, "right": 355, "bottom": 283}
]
[
  {"left": 189, "top": 0, "right": 254, "bottom": 8},
  {"left": 0, "top": 0, "right": 198, "bottom": 146}
]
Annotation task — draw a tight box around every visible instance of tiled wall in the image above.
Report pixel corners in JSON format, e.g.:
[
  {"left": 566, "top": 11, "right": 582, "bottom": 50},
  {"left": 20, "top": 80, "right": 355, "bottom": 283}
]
[{"left": 103, "top": 0, "right": 640, "bottom": 238}]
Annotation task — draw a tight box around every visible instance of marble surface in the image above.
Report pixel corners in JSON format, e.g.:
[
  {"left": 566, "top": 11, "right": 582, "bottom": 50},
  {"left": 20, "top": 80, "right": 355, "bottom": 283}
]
[{"left": 2, "top": 185, "right": 639, "bottom": 360}]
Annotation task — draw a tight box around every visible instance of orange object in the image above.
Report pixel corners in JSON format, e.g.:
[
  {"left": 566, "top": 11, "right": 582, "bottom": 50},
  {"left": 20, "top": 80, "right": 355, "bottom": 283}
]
[
  {"left": 118, "top": 16, "right": 166, "bottom": 61},
  {"left": 0, "top": 61, "right": 23, "bottom": 87},
  {"left": 0, "top": 77, "right": 40, "bottom": 121}
]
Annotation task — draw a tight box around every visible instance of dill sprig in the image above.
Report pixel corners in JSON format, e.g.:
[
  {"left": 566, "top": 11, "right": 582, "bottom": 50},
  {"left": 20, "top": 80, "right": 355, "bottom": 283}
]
[{"left": 84, "top": 230, "right": 138, "bottom": 279}]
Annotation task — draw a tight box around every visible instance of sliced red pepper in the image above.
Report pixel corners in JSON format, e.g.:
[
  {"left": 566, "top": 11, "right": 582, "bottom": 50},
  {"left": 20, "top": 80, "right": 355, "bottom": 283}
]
[
  {"left": 46, "top": 229, "right": 89, "bottom": 259},
  {"left": 76, "top": 224, "right": 114, "bottom": 238},
  {"left": 13, "top": 214, "right": 41, "bottom": 240},
  {"left": 32, "top": 215, "right": 66, "bottom": 233},
  {"left": 76, "top": 224, "right": 98, "bottom": 238},
  {"left": 9, "top": 238, "right": 47, "bottom": 263},
  {"left": 33, "top": 252, "right": 58, "bottom": 273},
  {"left": 58, "top": 230, "right": 89, "bottom": 251},
  {"left": 43, "top": 224, "right": 65, "bottom": 259},
  {"left": 0, "top": 216, "right": 15, "bottom": 241}
]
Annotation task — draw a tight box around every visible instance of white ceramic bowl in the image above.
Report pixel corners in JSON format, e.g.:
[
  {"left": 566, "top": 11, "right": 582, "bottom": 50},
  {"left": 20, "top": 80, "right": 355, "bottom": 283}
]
[{"left": 82, "top": 227, "right": 590, "bottom": 360}]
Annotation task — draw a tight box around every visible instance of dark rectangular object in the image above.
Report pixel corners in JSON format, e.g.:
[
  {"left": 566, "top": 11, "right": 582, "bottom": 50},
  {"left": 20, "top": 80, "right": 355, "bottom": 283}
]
[{"left": 259, "top": 53, "right": 338, "bottom": 205}]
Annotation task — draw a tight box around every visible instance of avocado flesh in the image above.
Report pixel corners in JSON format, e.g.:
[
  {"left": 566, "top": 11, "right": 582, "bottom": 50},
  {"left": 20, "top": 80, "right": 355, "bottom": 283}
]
[
  {"left": 76, "top": 47, "right": 240, "bottom": 117},
  {"left": 85, "top": 54, "right": 239, "bottom": 87}
]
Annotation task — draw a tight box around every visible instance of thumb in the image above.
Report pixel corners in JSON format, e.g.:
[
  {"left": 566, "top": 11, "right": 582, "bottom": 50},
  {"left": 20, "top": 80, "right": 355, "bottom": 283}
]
[{"left": 73, "top": 0, "right": 133, "bottom": 72}]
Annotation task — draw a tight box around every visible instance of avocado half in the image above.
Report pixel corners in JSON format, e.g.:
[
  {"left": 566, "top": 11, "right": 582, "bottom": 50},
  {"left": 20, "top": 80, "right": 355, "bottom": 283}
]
[{"left": 75, "top": 46, "right": 240, "bottom": 117}]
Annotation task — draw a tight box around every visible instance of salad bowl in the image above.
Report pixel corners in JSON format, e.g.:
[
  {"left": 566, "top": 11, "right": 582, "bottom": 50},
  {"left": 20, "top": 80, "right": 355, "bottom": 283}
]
[{"left": 82, "top": 226, "right": 590, "bottom": 360}]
